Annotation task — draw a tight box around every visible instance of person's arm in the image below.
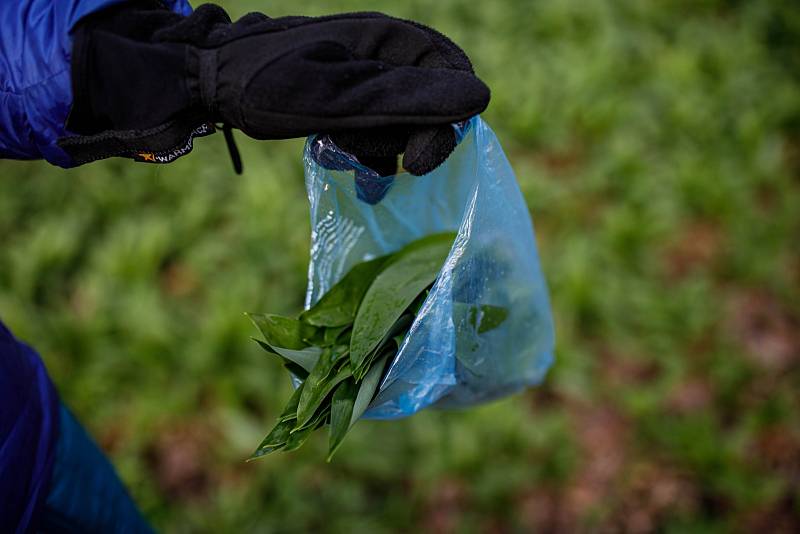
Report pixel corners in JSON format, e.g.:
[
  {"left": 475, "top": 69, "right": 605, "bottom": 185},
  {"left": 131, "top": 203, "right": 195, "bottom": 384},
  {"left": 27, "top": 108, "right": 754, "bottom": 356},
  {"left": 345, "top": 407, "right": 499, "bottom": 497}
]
[
  {"left": 2, "top": 0, "right": 489, "bottom": 176},
  {"left": 0, "top": 0, "right": 192, "bottom": 167},
  {"left": 61, "top": 1, "right": 490, "bottom": 176}
]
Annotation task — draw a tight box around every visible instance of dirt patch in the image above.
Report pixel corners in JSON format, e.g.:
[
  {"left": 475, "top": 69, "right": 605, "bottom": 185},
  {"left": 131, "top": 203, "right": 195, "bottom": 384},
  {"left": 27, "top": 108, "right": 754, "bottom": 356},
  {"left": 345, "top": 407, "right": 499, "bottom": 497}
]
[
  {"left": 666, "top": 378, "right": 713, "bottom": 414},
  {"left": 663, "top": 221, "right": 723, "bottom": 280},
  {"left": 145, "top": 418, "right": 220, "bottom": 502},
  {"left": 725, "top": 290, "right": 799, "bottom": 372},
  {"left": 421, "top": 478, "right": 470, "bottom": 534},
  {"left": 611, "top": 463, "right": 699, "bottom": 533}
]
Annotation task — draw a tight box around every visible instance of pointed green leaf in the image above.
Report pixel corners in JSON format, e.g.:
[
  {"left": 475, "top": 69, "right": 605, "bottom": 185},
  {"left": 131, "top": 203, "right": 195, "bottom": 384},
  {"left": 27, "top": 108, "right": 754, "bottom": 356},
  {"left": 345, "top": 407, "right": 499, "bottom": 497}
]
[
  {"left": 473, "top": 304, "right": 508, "bottom": 334},
  {"left": 278, "top": 383, "right": 305, "bottom": 419},
  {"left": 323, "top": 325, "right": 349, "bottom": 346},
  {"left": 249, "top": 418, "right": 293, "bottom": 459},
  {"left": 302, "top": 327, "right": 326, "bottom": 346},
  {"left": 336, "top": 326, "right": 353, "bottom": 345},
  {"left": 327, "top": 378, "right": 358, "bottom": 461},
  {"left": 389, "top": 232, "right": 457, "bottom": 259},
  {"left": 392, "top": 334, "right": 406, "bottom": 348},
  {"left": 283, "top": 361, "right": 309, "bottom": 381},
  {"left": 298, "top": 348, "right": 335, "bottom": 413},
  {"left": 353, "top": 314, "right": 409, "bottom": 379},
  {"left": 300, "top": 256, "right": 388, "bottom": 327},
  {"left": 259, "top": 421, "right": 292, "bottom": 450},
  {"left": 249, "top": 383, "right": 306, "bottom": 459},
  {"left": 332, "top": 346, "right": 350, "bottom": 367},
  {"left": 284, "top": 407, "right": 328, "bottom": 452},
  {"left": 350, "top": 354, "right": 389, "bottom": 428},
  {"left": 296, "top": 351, "right": 353, "bottom": 428},
  {"left": 297, "top": 363, "right": 352, "bottom": 429},
  {"left": 248, "top": 313, "right": 317, "bottom": 350},
  {"left": 252, "top": 337, "right": 277, "bottom": 355},
  {"left": 453, "top": 303, "right": 509, "bottom": 334},
  {"left": 250, "top": 338, "right": 316, "bottom": 380},
  {"left": 272, "top": 346, "right": 322, "bottom": 372},
  {"left": 411, "top": 288, "right": 430, "bottom": 315},
  {"left": 252, "top": 338, "right": 321, "bottom": 374},
  {"left": 350, "top": 233, "right": 454, "bottom": 372}
]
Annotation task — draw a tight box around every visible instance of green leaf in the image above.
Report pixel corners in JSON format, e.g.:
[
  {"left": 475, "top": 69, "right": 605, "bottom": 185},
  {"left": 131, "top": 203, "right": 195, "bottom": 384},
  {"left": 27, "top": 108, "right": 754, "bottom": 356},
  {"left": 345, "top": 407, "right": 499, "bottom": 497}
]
[
  {"left": 272, "top": 346, "right": 323, "bottom": 373},
  {"left": 350, "top": 233, "right": 454, "bottom": 373},
  {"left": 292, "top": 404, "right": 328, "bottom": 432},
  {"left": 390, "top": 232, "right": 457, "bottom": 259},
  {"left": 248, "top": 313, "right": 318, "bottom": 350},
  {"left": 249, "top": 383, "right": 306, "bottom": 459},
  {"left": 284, "top": 408, "right": 328, "bottom": 452},
  {"left": 249, "top": 234, "right": 458, "bottom": 458},
  {"left": 332, "top": 345, "right": 350, "bottom": 362},
  {"left": 350, "top": 354, "right": 389, "bottom": 428},
  {"left": 298, "top": 349, "right": 335, "bottom": 412},
  {"left": 300, "top": 363, "right": 352, "bottom": 428},
  {"left": 296, "top": 351, "right": 353, "bottom": 428},
  {"left": 451, "top": 304, "right": 510, "bottom": 376},
  {"left": 475, "top": 304, "right": 508, "bottom": 334},
  {"left": 252, "top": 338, "right": 321, "bottom": 374},
  {"left": 273, "top": 382, "right": 305, "bottom": 424},
  {"left": 335, "top": 325, "right": 353, "bottom": 345},
  {"left": 249, "top": 419, "right": 293, "bottom": 459},
  {"left": 300, "top": 256, "right": 388, "bottom": 327},
  {"left": 353, "top": 314, "right": 410, "bottom": 379},
  {"left": 323, "top": 325, "right": 349, "bottom": 346},
  {"left": 283, "top": 362, "right": 309, "bottom": 381},
  {"left": 252, "top": 337, "right": 277, "bottom": 355},
  {"left": 411, "top": 288, "right": 431, "bottom": 315},
  {"left": 255, "top": 337, "right": 315, "bottom": 380},
  {"left": 454, "top": 302, "right": 509, "bottom": 334},
  {"left": 328, "top": 378, "right": 358, "bottom": 461}
]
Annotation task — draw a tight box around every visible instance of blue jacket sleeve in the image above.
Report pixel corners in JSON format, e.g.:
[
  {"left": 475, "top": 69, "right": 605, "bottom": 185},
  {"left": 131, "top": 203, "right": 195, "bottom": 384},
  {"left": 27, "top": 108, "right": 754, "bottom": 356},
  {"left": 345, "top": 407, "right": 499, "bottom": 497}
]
[
  {"left": 0, "top": 321, "right": 60, "bottom": 534},
  {"left": 0, "top": 0, "right": 192, "bottom": 167}
]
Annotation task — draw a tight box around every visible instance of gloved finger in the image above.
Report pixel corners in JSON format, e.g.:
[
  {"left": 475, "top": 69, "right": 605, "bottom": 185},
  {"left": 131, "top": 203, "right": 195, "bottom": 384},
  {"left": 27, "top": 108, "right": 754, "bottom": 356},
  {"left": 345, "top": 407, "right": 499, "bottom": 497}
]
[
  {"left": 329, "top": 125, "right": 457, "bottom": 177},
  {"left": 329, "top": 127, "right": 408, "bottom": 159},
  {"left": 357, "top": 154, "right": 400, "bottom": 177},
  {"left": 403, "top": 125, "right": 457, "bottom": 176},
  {"left": 328, "top": 128, "right": 404, "bottom": 177}
]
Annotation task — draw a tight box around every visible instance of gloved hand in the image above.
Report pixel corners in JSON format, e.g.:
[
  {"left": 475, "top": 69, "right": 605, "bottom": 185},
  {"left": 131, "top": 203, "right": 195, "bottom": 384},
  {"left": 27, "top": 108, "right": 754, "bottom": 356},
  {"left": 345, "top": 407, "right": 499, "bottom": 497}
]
[{"left": 60, "top": 1, "right": 490, "bottom": 176}]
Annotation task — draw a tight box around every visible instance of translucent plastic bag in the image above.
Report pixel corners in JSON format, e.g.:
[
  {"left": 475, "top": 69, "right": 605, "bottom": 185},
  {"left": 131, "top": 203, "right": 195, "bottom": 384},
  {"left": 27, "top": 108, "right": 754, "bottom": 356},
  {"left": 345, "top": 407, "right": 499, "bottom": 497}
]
[{"left": 304, "top": 117, "right": 554, "bottom": 419}]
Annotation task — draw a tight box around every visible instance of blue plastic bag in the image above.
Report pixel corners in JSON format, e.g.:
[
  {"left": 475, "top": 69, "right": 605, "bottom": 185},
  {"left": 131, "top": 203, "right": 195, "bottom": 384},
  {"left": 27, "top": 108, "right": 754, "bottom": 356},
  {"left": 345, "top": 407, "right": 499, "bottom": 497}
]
[{"left": 304, "top": 117, "right": 554, "bottom": 419}]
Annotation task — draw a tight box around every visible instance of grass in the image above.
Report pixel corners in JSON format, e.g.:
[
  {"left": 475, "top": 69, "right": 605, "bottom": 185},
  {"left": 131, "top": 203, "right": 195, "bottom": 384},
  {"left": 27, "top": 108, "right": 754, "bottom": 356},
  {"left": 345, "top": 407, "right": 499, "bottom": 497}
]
[{"left": 1, "top": 0, "right": 799, "bottom": 531}]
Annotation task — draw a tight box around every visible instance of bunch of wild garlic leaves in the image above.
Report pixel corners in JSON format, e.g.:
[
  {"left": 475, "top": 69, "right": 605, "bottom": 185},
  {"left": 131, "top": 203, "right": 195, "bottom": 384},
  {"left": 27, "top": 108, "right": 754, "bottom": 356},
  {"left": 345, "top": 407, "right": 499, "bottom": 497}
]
[{"left": 248, "top": 232, "right": 506, "bottom": 460}]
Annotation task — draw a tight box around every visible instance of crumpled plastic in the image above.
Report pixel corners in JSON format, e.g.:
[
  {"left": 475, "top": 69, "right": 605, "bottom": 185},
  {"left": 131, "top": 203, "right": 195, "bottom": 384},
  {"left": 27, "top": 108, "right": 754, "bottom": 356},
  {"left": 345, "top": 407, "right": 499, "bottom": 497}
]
[{"left": 303, "top": 116, "right": 554, "bottom": 419}]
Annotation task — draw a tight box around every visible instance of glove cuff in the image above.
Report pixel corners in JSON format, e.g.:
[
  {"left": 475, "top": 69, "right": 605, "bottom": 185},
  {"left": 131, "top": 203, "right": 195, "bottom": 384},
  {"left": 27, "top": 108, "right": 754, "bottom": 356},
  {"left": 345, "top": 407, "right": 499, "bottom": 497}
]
[{"left": 59, "top": 1, "right": 219, "bottom": 167}]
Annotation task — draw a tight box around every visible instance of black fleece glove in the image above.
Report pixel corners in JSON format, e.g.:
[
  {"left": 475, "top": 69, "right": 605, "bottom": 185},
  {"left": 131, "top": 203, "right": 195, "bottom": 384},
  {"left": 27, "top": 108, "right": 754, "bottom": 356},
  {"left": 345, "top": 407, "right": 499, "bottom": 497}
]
[{"left": 60, "top": 1, "right": 490, "bottom": 176}]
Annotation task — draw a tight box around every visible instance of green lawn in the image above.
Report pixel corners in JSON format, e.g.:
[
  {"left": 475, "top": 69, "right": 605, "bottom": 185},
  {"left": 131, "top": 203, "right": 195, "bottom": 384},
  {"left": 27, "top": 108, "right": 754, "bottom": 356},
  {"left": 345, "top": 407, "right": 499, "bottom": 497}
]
[{"left": 1, "top": 0, "right": 798, "bottom": 531}]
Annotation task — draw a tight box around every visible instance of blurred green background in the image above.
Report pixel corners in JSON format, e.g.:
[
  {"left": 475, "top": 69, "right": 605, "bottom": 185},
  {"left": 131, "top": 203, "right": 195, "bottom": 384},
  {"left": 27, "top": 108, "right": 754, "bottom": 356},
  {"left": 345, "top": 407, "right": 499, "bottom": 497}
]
[{"left": 2, "top": 0, "right": 799, "bottom": 531}]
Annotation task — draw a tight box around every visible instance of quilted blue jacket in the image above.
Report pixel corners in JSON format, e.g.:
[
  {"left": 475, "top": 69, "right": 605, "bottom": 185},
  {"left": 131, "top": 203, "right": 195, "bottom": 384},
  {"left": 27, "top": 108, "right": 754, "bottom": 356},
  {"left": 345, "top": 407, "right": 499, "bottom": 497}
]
[{"left": 0, "top": 0, "right": 192, "bottom": 167}]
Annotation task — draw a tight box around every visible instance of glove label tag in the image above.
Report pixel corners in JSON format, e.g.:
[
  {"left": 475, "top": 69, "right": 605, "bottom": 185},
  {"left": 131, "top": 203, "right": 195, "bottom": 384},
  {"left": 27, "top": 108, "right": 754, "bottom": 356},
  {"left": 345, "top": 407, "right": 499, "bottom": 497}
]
[
  {"left": 59, "top": 114, "right": 217, "bottom": 167},
  {"left": 131, "top": 123, "right": 216, "bottom": 164}
]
